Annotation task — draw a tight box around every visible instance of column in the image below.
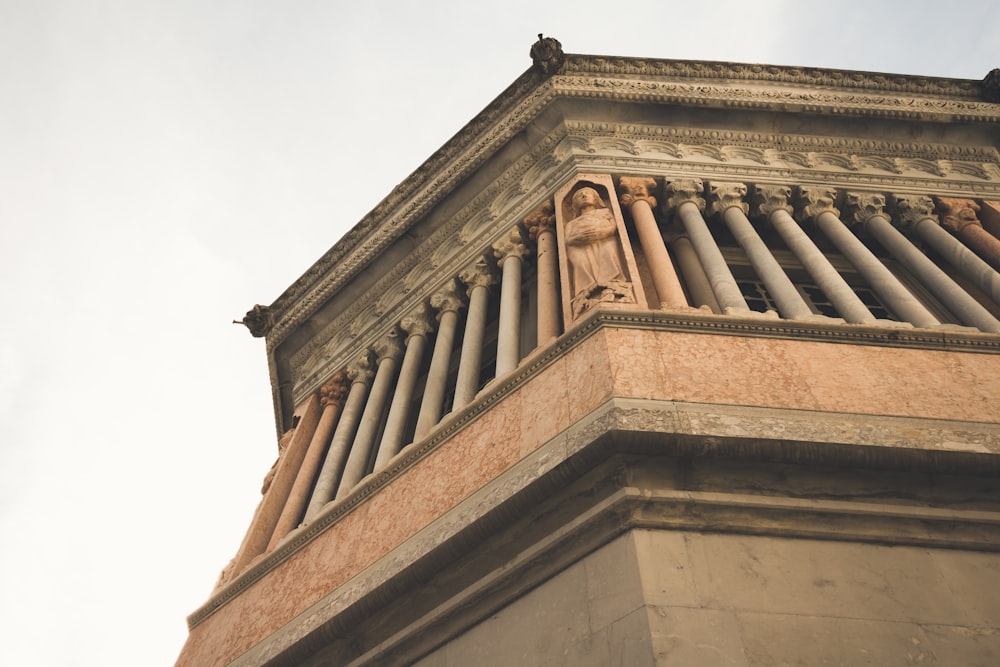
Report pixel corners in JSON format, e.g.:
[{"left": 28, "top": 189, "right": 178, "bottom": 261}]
[
  {"left": 711, "top": 182, "right": 813, "bottom": 320},
  {"left": 813, "top": 190, "right": 937, "bottom": 328},
  {"left": 336, "top": 331, "right": 404, "bottom": 498},
  {"left": 493, "top": 228, "right": 529, "bottom": 378},
  {"left": 524, "top": 201, "right": 561, "bottom": 344},
  {"left": 303, "top": 352, "right": 375, "bottom": 521},
  {"left": 665, "top": 179, "right": 752, "bottom": 314},
  {"left": 267, "top": 373, "right": 348, "bottom": 548},
  {"left": 895, "top": 194, "right": 1000, "bottom": 305},
  {"left": 229, "top": 394, "right": 322, "bottom": 574},
  {"left": 670, "top": 235, "right": 720, "bottom": 312},
  {"left": 755, "top": 185, "right": 875, "bottom": 324},
  {"left": 413, "top": 280, "right": 466, "bottom": 439},
  {"left": 861, "top": 195, "right": 999, "bottom": 332},
  {"left": 453, "top": 256, "right": 498, "bottom": 411},
  {"left": 372, "top": 305, "right": 435, "bottom": 471},
  {"left": 619, "top": 176, "right": 689, "bottom": 309},
  {"left": 935, "top": 198, "right": 1000, "bottom": 272}
]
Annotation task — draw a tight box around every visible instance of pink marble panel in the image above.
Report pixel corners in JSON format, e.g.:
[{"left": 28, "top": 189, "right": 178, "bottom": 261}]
[{"left": 518, "top": 356, "right": 571, "bottom": 457}]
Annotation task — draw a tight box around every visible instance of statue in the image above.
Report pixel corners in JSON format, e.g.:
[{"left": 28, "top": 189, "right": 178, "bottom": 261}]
[{"left": 564, "top": 186, "right": 635, "bottom": 317}]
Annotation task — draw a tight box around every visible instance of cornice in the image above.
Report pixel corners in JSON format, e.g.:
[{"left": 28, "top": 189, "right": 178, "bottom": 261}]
[{"left": 262, "top": 54, "right": 999, "bottom": 350}]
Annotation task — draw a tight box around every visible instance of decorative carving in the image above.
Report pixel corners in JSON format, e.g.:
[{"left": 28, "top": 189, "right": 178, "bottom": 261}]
[
  {"left": 400, "top": 303, "right": 436, "bottom": 340},
  {"left": 319, "top": 372, "right": 349, "bottom": 409},
  {"left": 664, "top": 179, "right": 706, "bottom": 216},
  {"left": 235, "top": 305, "right": 272, "bottom": 338},
  {"left": 530, "top": 34, "right": 564, "bottom": 77},
  {"left": 935, "top": 198, "right": 983, "bottom": 233},
  {"left": 523, "top": 200, "right": 556, "bottom": 240},
  {"left": 796, "top": 186, "right": 840, "bottom": 221},
  {"left": 983, "top": 69, "right": 1000, "bottom": 103},
  {"left": 752, "top": 185, "right": 794, "bottom": 218},
  {"left": 458, "top": 256, "right": 498, "bottom": 294},
  {"left": 618, "top": 176, "right": 658, "bottom": 209},
  {"left": 492, "top": 227, "right": 529, "bottom": 266},
  {"left": 373, "top": 329, "right": 405, "bottom": 362},
  {"left": 708, "top": 182, "right": 750, "bottom": 217},
  {"left": 892, "top": 194, "right": 937, "bottom": 229},
  {"left": 346, "top": 351, "right": 376, "bottom": 386},
  {"left": 429, "top": 279, "right": 467, "bottom": 316},
  {"left": 563, "top": 185, "right": 635, "bottom": 318},
  {"left": 845, "top": 192, "right": 889, "bottom": 226}
]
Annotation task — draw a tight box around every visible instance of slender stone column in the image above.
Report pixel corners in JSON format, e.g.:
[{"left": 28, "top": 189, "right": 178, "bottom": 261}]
[
  {"left": 336, "top": 331, "right": 404, "bottom": 498},
  {"left": 935, "top": 198, "right": 1000, "bottom": 272},
  {"left": 872, "top": 196, "right": 1000, "bottom": 332},
  {"left": 670, "top": 235, "right": 720, "bottom": 312},
  {"left": 267, "top": 373, "right": 349, "bottom": 548},
  {"left": 372, "top": 305, "right": 435, "bottom": 471},
  {"left": 524, "top": 201, "right": 561, "bottom": 344},
  {"left": 303, "top": 352, "right": 374, "bottom": 521},
  {"left": 824, "top": 191, "right": 938, "bottom": 328},
  {"left": 453, "top": 256, "right": 498, "bottom": 411},
  {"left": 229, "top": 395, "right": 322, "bottom": 575},
  {"left": 665, "top": 179, "right": 751, "bottom": 314},
  {"left": 895, "top": 194, "right": 1000, "bottom": 305},
  {"left": 414, "top": 280, "right": 466, "bottom": 440},
  {"left": 711, "top": 182, "right": 813, "bottom": 320},
  {"left": 493, "top": 228, "right": 529, "bottom": 378},
  {"left": 619, "top": 176, "right": 688, "bottom": 309},
  {"left": 755, "top": 185, "right": 875, "bottom": 324}
]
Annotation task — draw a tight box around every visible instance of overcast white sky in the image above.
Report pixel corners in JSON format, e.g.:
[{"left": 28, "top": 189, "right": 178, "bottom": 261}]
[{"left": 1, "top": 1, "right": 997, "bottom": 664}]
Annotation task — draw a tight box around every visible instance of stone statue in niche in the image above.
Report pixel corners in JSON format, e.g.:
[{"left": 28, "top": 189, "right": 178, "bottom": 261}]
[{"left": 563, "top": 185, "right": 636, "bottom": 317}]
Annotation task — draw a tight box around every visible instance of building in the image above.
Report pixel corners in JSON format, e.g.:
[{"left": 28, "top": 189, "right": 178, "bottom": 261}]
[{"left": 176, "top": 38, "right": 1000, "bottom": 666}]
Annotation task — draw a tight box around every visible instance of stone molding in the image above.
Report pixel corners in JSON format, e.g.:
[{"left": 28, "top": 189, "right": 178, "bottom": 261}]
[
  {"left": 218, "top": 394, "right": 1000, "bottom": 663},
  {"left": 190, "top": 306, "right": 1000, "bottom": 632},
  {"left": 263, "top": 57, "right": 1000, "bottom": 349}
]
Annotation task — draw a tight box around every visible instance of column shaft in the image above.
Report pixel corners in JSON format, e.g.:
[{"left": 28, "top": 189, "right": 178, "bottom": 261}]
[
  {"left": 770, "top": 210, "right": 876, "bottom": 324},
  {"left": 676, "top": 201, "right": 750, "bottom": 313},
  {"left": 913, "top": 219, "right": 1000, "bottom": 304},
  {"left": 535, "top": 228, "right": 561, "bottom": 342},
  {"left": 495, "top": 255, "right": 522, "bottom": 377},
  {"left": 671, "top": 235, "right": 720, "bottom": 312},
  {"left": 956, "top": 224, "right": 1000, "bottom": 272},
  {"left": 336, "top": 353, "right": 400, "bottom": 498},
  {"left": 722, "top": 206, "right": 813, "bottom": 319},
  {"left": 816, "top": 211, "right": 939, "bottom": 328},
  {"left": 373, "top": 333, "right": 429, "bottom": 471},
  {"left": 453, "top": 283, "right": 489, "bottom": 410},
  {"left": 414, "top": 309, "right": 459, "bottom": 439},
  {"left": 303, "top": 377, "right": 370, "bottom": 521},
  {"left": 866, "top": 216, "right": 1000, "bottom": 332},
  {"left": 630, "top": 199, "right": 688, "bottom": 308}
]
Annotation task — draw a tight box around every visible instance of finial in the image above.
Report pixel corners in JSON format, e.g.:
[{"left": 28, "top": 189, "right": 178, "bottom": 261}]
[
  {"left": 234, "top": 304, "right": 272, "bottom": 337},
  {"left": 983, "top": 68, "right": 1000, "bottom": 103}
]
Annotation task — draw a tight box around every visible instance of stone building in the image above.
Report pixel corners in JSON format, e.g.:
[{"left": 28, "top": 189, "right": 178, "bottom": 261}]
[{"left": 176, "top": 38, "right": 1000, "bottom": 666}]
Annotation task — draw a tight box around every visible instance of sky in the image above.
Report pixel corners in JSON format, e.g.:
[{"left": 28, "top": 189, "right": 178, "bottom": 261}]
[{"left": 1, "top": 1, "right": 997, "bottom": 664}]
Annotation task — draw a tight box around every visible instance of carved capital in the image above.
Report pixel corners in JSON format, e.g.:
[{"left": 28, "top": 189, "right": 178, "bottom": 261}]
[
  {"left": 983, "top": 68, "right": 1000, "bottom": 103},
  {"left": 459, "top": 255, "right": 498, "bottom": 294},
  {"left": 492, "top": 227, "right": 529, "bottom": 264},
  {"left": 236, "top": 304, "right": 272, "bottom": 337},
  {"left": 400, "top": 303, "right": 435, "bottom": 340},
  {"left": 708, "top": 182, "right": 750, "bottom": 217},
  {"left": 373, "top": 329, "right": 404, "bottom": 362},
  {"left": 523, "top": 200, "right": 556, "bottom": 240},
  {"left": 935, "top": 197, "right": 983, "bottom": 233},
  {"left": 845, "top": 191, "right": 889, "bottom": 227},
  {"left": 619, "top": 176, "right": 658, "bottom": 209},
  {"left": 346, "top": 350, "right": 375, "bottom": 386},
  {"left": 795, "top": 186, "right": 839, "bottom": 221},
  {"left": 429, "top": 278, "right": 467, "bottom": 316},
  {"left": 529, "top": 34, "right": 564, "bottom": 77},
  {"left": 319, "top": 371, "right": 349, "bottom": 409},
  {"left": 892, "top": 194, "right": 937, "bottom": 229},
  {"left": 664, "top": 179, "right": 706, "bottom": 215},
  {"left": 752, "top": 185, "right": 793, "bottom": 218}
]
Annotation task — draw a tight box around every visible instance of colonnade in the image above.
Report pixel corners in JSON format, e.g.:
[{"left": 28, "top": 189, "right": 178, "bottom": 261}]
[{"left": 226, "top": 177, "right": 1000, "bottom": 580}]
